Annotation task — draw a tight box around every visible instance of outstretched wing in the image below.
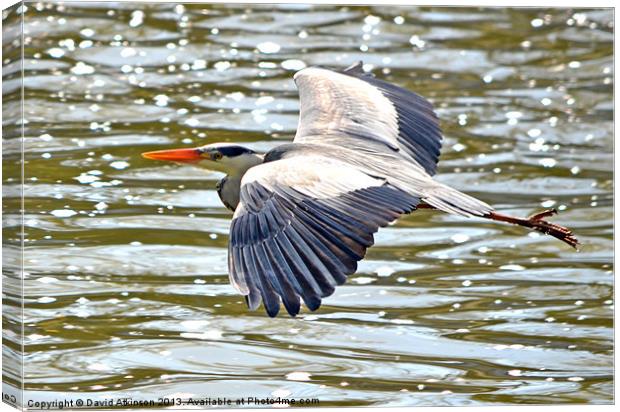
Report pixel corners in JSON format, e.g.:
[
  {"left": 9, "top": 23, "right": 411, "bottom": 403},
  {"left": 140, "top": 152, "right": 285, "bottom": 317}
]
[
  {"left": 228, "top": 155, "right": 420, "bottom": 317},
  {"left": 293, "top": 62, "right": 443, "bottom": 176}
]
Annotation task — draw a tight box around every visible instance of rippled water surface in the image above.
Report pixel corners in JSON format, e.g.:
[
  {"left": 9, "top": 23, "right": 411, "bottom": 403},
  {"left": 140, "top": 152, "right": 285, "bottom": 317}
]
[{"left": 2, "top": 2, "right": 613, "bottom": 407}]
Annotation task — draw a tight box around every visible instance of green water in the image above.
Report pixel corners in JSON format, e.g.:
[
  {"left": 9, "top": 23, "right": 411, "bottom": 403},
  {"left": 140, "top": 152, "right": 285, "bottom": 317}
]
[{"left": 2, "top": 2, "right": 613, "bottom": 407}]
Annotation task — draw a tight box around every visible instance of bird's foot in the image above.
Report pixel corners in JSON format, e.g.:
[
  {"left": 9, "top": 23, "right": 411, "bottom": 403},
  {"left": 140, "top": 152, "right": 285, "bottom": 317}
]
[
  {"left": 417, "top": 203, "right": 579, "bottom": 249},
  {"left": 487, "top": 208, "right": 580, "bottom": 249},
  {"left": 525, "top": 208, "right": 580, "bottom": 249}
]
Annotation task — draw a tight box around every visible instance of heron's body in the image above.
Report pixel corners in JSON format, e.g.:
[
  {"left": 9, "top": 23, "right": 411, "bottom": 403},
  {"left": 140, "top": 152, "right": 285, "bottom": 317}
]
[{"left": 143, "top": 62, "right": 578, "bottom": 318}]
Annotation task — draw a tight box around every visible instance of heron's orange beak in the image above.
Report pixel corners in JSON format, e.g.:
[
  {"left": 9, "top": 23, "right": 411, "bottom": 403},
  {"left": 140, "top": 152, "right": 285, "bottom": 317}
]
[{"left": 141, "top": 147, "right": 205, "bottom": 163}]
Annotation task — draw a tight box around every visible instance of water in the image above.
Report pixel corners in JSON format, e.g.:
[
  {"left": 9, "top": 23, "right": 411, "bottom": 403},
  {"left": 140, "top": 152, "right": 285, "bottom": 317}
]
[{"left": 2, "top": 2, "right": 613, "bottom": 407}]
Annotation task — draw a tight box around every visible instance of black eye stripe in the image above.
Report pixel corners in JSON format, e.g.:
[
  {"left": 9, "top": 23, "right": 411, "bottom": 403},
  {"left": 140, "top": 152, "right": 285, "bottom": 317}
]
[{"left": 218, "top": 146, "right": 255, "bottom": 157}]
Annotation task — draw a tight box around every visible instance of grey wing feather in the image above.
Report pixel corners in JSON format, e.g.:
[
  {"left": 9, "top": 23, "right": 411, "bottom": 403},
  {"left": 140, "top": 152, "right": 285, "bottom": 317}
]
[
  {"left": 293, "top": 64, "right": 442, "bottom": 175},
  {"left": 292, "top": 64, "right": 493, "bottom": 218},
  {"left": 341, "top": 60, "right": 371, "bottom": 77},
  {"left": 228, "top": 158, "right": 420, "bottom": 317}
]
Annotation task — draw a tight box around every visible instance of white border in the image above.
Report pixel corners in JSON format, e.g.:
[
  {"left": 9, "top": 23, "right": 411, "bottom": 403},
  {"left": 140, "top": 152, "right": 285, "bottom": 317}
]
[{"left": 0, "top": 1, "right": 615, "bottom": 412}]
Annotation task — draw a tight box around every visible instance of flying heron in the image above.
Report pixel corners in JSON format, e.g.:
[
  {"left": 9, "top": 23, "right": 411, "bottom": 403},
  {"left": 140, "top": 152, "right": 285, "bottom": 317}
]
[{"left": 142, "top": 61, "right": 578, "bottom": 317}]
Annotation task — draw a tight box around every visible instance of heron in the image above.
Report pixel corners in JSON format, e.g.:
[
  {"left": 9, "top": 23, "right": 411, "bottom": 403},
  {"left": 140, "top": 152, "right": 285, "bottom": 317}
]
[{"left": 142, "top": 61, "right": 578, "bottom": 318}]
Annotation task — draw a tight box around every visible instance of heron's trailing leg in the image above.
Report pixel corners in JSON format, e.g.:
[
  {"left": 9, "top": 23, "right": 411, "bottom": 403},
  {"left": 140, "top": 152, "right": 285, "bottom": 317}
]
[
  {"left": 487, "top": 209, "right": 579, "bottom": 248},
  {"left": 416, "top": 204, "right": 579, "bottom": 248}
]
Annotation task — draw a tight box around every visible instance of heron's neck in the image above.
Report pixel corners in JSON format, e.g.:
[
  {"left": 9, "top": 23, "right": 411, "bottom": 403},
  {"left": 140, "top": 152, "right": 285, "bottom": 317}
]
[
  {"left": 217, "top": 153, "right": 264, "bottom": 211},
  {"left": 217, "top": 176, "right": 241, "bottom": 211},
  {"left": 227, "top": 153, "right": 264, "bottom": 180}
]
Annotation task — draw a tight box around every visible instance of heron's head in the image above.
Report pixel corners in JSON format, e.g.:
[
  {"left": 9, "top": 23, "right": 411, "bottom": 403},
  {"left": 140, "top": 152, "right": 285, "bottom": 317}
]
[{"left": 142, "top": 143, "right": 264, "bottom": 177}]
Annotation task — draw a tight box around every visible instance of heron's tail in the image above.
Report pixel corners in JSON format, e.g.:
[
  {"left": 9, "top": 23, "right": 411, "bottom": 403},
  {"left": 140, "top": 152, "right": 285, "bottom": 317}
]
[
  {"left": 393, "top": 172, "right": 578, "bottom": 248},
  {"left": 420, "top": 183, "right": 494, "bottom": 217}
]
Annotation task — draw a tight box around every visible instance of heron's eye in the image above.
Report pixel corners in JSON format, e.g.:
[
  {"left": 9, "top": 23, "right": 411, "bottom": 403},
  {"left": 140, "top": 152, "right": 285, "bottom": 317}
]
[{"left": 212, "top": 151, "right": 223, "bottom": 160}]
